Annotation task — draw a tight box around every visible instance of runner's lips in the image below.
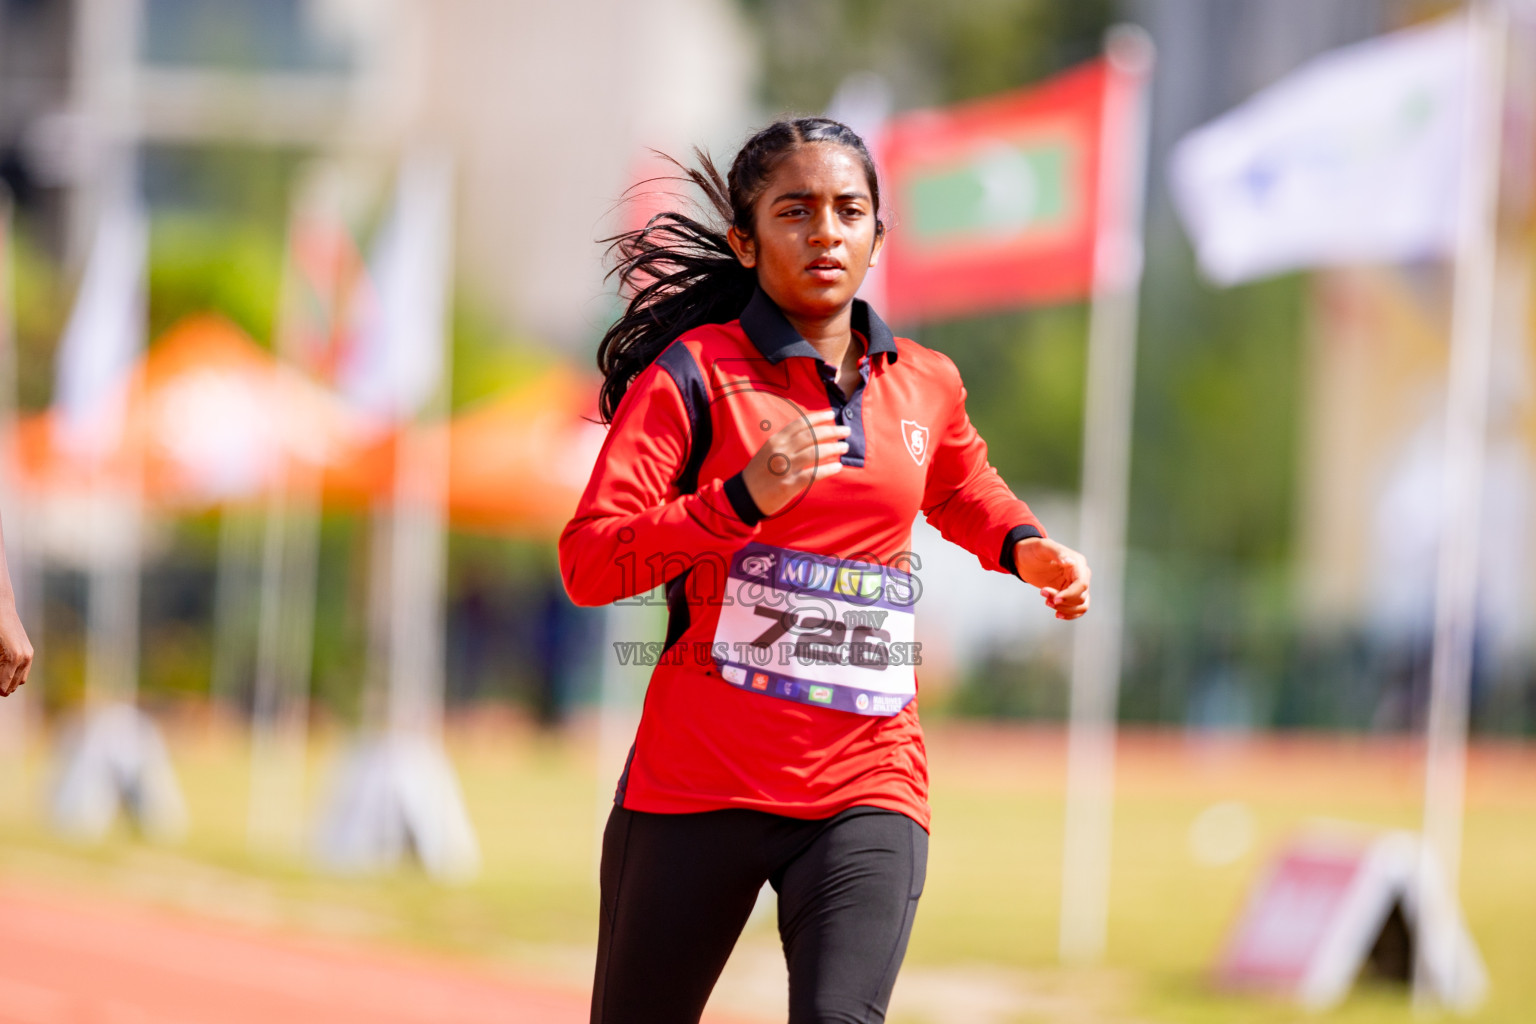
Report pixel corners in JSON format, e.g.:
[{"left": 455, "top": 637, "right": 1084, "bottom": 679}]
[{"left": 806, "top": 257, "right": 845, "bottom": 274}]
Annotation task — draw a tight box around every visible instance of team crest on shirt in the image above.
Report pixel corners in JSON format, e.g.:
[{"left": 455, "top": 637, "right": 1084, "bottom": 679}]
[{"left": 900, "top": 420, "right": 930, "bottom": 466}]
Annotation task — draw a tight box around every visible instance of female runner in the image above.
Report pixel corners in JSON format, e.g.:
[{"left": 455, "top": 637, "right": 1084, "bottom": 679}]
[{"left": 560, "top": 117, "right": 1090, "bottom": 1024}]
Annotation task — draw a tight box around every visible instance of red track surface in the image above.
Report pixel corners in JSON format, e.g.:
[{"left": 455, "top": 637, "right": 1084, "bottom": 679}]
[{"left": 0, "top": 884, "right": 601, "bottom": 1024}]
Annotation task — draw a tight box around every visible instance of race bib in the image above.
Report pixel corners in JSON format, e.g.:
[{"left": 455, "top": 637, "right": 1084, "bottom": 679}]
[{"left": 712, "top": 542, "right": 920, "bottom": 716}]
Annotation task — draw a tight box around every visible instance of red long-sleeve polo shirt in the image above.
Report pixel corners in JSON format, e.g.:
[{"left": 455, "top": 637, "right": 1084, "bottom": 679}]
[{"left": 559, "top": 288, "right": 1047, "bottom": 829}]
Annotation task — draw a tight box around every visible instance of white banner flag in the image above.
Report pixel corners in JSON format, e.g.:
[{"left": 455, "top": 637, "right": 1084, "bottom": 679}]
[
  {"left": 336, "top": 151, "right": 454, "bottom": 422},
  {"left": 53, "top": 191, "right": 148, "bottom": 457},
  {"left": 1169, "top": 16, "right": 1469, "bottom": 286}
]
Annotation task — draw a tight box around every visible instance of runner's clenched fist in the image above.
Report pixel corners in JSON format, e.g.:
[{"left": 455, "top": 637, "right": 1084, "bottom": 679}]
[{"left": 740, "top": 408, "right": 851, "bottom": 516}]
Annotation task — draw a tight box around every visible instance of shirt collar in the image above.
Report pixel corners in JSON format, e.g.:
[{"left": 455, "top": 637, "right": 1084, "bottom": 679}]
[{"left": 739, "top": 285, "right": 899, "bottom": 365}]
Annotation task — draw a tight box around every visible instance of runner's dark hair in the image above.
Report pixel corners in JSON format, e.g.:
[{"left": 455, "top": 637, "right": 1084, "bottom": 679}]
[{"left": 596, "top": 117, "right": 885, "bottom": 423}]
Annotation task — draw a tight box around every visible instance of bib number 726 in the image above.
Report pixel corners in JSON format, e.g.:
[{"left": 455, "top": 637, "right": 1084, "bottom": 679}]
[{"left": 749, "top": 605, "right": 891, "bottom": 669}]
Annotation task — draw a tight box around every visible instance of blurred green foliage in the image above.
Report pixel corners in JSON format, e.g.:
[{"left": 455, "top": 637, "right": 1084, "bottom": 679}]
[
  {"left": 740, "top": 0, "right": 1116, "bottom": 110},
  {"left": 307, "top": 513, "right": 369, "bottom": 722},
  {"left": 142, "top": 143, "right": 300, "bottom": 225},
  {"left": 1113, "top": 237, "right": 1308, "bottom": 727},
  {"left": 918, "top": 304, "right": 1088, "bottom": 492},
  {"left": 140, "top": 142, "right": 298, "bottom": 344},
  {"left": 1131, "top": 244, "right": 1307, "bottom": 567},
  {"left": 9, "top": 228, "right": 70, "bottom": 412},
  {"left": 450, "top": 298, "right": 559, "bottom": 412},
  {"left": 148, "top": 216, "right": 285, "bottom": 345}
]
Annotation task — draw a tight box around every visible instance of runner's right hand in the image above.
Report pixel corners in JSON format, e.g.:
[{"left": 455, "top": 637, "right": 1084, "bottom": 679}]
[{"left": 740, "top": 408, "right": 850, "bottom": 517}]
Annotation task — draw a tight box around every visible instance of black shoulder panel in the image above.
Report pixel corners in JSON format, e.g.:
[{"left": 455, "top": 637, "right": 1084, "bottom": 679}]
[{"left": 655, "top": 342, "right": 712, "bottom": 497}]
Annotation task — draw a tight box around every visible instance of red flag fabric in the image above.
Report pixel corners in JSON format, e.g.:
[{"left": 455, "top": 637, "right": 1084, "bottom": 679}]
[
  {"left": 879, "top": 59, "right": 1109, "bottom": 323},
  {"left": 282, "top": 212, "right": 367, "bottom": 385}
]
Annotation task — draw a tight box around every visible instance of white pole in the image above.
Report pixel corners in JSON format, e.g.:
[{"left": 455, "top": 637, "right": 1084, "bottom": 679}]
[
  {"left": 385, "top": 152, "right": 455, "bottom": 742},
  {"left": 1414, "top": 0, "right": 1506, "bottom": 1009},
  {"left": 247, "top": 476, "right": 320, "bottom": 854},
  {"left": 249, "top": 474, "right": 295, "bottom": 849},
  {"left": 247, "top": 171, "right": 348, "bottom": 855},
  {"left": 1058, "top": 25, "right": 1155, "bottom": 966},
  {"left": 314, "top": 149, "right": 478, "bottom": 880},
  {"left": 80, "top": 169, "right": 147, "bottom": 715},
  {"left": 387, "top": 419, "right": 451, "bottom": 739},
  {"left": 362, "top": 498, "right": 394, "bottom": 729}
]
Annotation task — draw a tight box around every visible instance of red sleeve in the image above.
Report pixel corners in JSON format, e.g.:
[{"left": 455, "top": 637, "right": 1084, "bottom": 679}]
[
  {"left": 919, "top": 352, "right": 1047, "bottom": 578},
  {"left": 559, "top": 358, "right": 761, "bottom": 607}
]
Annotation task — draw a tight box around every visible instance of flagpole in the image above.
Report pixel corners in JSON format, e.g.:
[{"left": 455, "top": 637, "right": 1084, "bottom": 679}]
[
  {"left": 247, "top": 457, "right": 322, "bottom": 855},
  {"left": 49, "top": 163, "right": 186, "bottom": 842},
  {"left": 1058, "top": 24, "right": 1154, "bottom": 966},
  {"left": 315, "top": 150, "right": 478, "bottom": 880},
  {"left": 1414, "top": 0, "right": 1505, "bottom": 1009},
  {"left": 385, "top": 151, "right": 455, "bottom": 748},
  {"left": 247, "top": 170, "right": 347, "bottom": 856}
]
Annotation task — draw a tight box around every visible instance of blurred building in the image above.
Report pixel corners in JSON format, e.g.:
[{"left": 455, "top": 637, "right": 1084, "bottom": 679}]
[{"left": 0, "top": 0, "right": 757, "bottom": 347}]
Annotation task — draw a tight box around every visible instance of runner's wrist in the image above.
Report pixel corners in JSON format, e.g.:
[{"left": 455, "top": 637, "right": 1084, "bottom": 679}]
[
  {"left": 724, "top": 471, "right": 766, "bottom": 526},
  {"left": 999, "top": 524, "right": 1045, "bottom": 579}
]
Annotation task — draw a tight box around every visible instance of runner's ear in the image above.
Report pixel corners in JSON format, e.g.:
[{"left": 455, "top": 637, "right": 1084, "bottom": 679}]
[{"left": 726, "top": 225, "right": 757, "bottom": 268}]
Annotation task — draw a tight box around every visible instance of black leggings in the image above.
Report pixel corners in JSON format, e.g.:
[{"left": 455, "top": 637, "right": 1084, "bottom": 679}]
[{"left": 591, "top": 804, "right": 929, "bottom": 1024}]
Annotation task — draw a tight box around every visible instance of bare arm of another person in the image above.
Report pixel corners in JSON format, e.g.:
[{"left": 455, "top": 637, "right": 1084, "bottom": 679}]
[{"left": 0, "top": 514, "right": 33, "bottom": 696}]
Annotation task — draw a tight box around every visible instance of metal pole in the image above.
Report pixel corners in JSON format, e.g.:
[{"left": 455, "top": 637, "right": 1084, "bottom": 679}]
[
  {"left": 385, "top": 151, "right": 455, "bottom": 742},
  {"left": 247, "top": 170, "right": 348, "bottom": 855},
  {"left": 1058, "top": 24, "right": 1155, "bottom": 965},
  {"left": 1414, "top": 0, "right": 1506, "bottom": 1009},
  {"left": 248, "top": 469, "right": 296, "bottom": 850}
]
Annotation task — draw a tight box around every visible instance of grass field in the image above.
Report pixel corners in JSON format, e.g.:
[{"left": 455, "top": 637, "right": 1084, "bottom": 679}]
[{"left": 0, "top": 710, "right": 1531, "bottom": 1023}]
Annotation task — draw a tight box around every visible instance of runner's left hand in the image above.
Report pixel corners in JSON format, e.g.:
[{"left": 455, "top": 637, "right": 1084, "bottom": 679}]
[{"left": 1012, "top": 538, "right": 1090, "bottom": 620}]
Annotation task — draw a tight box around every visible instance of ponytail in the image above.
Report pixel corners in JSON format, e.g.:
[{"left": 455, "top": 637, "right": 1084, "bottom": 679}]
[{"left": 596, "top": 151, "right": 753, "bottom": 424}]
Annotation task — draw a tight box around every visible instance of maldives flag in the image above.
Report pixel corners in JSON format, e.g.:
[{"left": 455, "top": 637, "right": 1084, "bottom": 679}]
[{"left": 879, "top": 59, "right": 1110, "bottom": 324}]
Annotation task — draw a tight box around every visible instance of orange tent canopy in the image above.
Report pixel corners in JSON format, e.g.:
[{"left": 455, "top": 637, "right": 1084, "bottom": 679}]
[
  {"left": 440, "top": 363, "right": 604, "bottom": 536},
  {"left": 12, "top": 314, "right": 607, "bottom": 536},
  {"left": 335, "top": 363, "right": 605, "bottom": 536},
  {"left": 12, "top": 315, "right": 382, "bottom": 509}
]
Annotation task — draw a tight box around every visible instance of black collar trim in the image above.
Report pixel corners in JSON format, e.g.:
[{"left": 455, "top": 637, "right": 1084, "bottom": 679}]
[{"left": 738, "top": 286, "right": 899, "bottom": 365}]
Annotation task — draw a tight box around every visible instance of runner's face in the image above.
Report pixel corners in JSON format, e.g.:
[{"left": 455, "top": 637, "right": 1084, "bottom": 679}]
[{"left": 729, "top": 144, "right": 884, "bottom": 321}]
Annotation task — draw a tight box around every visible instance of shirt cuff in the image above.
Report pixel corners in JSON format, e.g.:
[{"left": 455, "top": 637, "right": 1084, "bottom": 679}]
[
  {"left": 723, "top": 471, "right": 765, "bottom": 526},
  {"left": 999, "top": 523, "right": 1044, "bottom": 579}
]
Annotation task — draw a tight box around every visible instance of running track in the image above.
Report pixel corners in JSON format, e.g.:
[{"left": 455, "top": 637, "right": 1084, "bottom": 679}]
[{"left": 0, "top": 885, "right": 755, "bottom": 1024}]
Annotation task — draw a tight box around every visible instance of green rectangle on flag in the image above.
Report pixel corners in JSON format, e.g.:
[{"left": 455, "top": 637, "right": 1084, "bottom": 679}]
[
  {"left": 905, "top": 142, "right": 1073, "bottom": 243},
  {"left": 881, "top": 57, "right": 1108, "bottom": 320}
]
